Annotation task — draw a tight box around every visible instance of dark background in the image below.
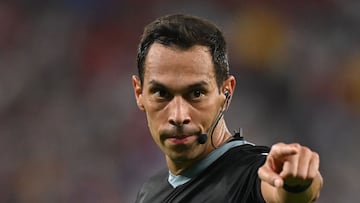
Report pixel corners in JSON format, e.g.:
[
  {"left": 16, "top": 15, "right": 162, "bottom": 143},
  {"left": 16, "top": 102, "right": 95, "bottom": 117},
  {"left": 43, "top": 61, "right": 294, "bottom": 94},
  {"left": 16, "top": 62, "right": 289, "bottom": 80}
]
[{"left": 1, "top": 0, "right": 359, "bottom": 202}]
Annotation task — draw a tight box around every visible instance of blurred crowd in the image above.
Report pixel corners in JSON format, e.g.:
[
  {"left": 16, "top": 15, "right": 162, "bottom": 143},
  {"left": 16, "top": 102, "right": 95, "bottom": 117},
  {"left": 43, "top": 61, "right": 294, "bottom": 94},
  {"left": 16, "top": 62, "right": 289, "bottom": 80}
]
[{"left": 0, "top": 0, "right": 359, "bottom": 202}]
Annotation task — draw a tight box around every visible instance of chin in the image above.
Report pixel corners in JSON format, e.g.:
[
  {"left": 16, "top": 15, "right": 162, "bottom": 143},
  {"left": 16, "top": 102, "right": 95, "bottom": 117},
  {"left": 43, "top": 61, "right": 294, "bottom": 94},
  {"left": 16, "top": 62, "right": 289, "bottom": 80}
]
[{"left": 165, "top": 146, "right": 204, "bottom": 163}]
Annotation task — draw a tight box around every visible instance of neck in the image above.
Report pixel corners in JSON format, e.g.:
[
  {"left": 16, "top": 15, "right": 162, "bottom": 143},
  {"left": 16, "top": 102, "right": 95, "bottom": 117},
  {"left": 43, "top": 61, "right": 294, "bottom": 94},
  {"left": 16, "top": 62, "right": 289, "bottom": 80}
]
[{"left": 209, "top": 119, "right": 232, "bottom": 148}]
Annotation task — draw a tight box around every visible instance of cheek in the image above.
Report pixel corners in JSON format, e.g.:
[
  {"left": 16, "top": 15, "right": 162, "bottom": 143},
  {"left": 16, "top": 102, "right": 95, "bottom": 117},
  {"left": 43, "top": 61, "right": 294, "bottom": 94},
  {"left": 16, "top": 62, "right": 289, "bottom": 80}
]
[
  {"left": 199, "top": 112, "right": 217, "bottom": 130},
  {"left": 145, "top": 110, "right": 165, "bottom": 138},
  {"left": 142, "top": 92, "right": 168, "bottom": 111},
  {"left": 145, "top": 112, "right": 168, "bottom": 151},
  {"left": 193, "top": 101, "right": 221, "bottom": 129},
  {"left": 146, "top": 112, "right": 158, "bottom": 131}
]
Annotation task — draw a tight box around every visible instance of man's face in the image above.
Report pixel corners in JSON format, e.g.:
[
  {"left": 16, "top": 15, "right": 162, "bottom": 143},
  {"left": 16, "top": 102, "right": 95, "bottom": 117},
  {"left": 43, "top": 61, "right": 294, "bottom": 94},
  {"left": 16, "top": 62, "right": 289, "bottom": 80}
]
[{"left": 133, "top": 43, "right": 226, "bottom": 167}]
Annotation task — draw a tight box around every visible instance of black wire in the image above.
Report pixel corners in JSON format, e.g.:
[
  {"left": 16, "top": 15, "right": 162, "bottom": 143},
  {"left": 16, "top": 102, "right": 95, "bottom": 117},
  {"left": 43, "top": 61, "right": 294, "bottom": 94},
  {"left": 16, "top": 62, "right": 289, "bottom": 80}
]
[
  {"left": 209, "top": 94, "right": 230, "bottom": 148},
  {"left": 209, "top": 110, "right": 226, "bottom": 149}
]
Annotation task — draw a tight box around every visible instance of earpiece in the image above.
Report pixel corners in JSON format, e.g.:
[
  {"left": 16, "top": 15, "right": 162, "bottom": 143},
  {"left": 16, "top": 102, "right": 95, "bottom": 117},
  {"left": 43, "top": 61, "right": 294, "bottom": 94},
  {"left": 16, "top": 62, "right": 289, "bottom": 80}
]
[
  {"left": 224, "top": 90, "right": 231, "bottom": 100},
  {"left": 224, "top": 90, "right": 231, "bottom": 110}
]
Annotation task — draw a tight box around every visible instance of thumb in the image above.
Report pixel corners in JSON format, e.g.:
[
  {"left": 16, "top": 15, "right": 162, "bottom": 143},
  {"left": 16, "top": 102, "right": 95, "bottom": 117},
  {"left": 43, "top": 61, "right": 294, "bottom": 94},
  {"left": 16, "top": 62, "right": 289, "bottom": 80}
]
[{"left": 258, "top": 165, "right": 284, "bottom": 188}]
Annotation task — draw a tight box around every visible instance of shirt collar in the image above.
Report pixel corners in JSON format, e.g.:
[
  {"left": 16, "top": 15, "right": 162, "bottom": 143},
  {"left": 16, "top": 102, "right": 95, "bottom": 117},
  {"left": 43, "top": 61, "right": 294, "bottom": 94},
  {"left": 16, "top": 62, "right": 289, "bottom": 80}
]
[{"left": 168, "top": 139, "right": 253, "bottom": 188}]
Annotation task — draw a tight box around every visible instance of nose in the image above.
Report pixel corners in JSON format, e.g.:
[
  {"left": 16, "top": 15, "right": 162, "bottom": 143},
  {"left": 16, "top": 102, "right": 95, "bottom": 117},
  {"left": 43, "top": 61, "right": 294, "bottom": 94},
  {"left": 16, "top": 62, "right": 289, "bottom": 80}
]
[{"left": 168, "top": 96, "right": 191, "bottom": 127}]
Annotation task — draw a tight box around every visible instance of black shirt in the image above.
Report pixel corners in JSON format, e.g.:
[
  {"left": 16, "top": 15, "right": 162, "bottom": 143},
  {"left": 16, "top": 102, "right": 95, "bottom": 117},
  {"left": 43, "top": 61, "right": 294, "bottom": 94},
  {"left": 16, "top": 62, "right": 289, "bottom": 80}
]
[{"left": 136, "top": 139, "right": 270, "bottom": 203}]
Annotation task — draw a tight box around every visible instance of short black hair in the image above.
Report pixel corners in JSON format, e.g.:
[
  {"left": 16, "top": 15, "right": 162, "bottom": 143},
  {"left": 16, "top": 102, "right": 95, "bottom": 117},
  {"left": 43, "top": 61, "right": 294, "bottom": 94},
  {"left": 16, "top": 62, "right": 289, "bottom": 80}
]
[{"left": 137, "top": 14, "right": 229, "bottom": 90}]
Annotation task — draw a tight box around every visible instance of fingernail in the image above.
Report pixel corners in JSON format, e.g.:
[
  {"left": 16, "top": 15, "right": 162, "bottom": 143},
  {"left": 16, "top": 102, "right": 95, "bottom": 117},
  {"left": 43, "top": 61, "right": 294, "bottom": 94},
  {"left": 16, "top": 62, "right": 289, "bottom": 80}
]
[{"left": 274, "top": 179, "right": 282, "bottom": 187}]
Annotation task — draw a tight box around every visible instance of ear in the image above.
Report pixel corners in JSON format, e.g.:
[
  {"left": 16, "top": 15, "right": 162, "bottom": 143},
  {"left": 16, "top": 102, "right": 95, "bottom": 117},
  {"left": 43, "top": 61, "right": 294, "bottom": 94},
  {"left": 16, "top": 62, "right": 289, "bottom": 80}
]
[
  {"left": 132, "top": 75, "right": 145, "bottom": 111},
  {"left": 222, "top": 75, "right": 236, "bottom": 106}
]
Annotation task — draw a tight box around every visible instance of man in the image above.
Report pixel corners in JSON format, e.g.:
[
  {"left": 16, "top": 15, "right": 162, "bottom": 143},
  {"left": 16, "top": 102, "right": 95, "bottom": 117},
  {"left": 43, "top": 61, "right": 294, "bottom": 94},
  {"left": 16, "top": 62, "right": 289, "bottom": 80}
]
[{"left": 132, "top": 14, "right": 323, "bottom": 203}]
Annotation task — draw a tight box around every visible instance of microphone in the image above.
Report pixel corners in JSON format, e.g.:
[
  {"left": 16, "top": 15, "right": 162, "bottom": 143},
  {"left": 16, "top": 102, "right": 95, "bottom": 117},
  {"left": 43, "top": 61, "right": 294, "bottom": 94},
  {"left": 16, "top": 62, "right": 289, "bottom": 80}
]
[
  {"left": 197, "top": 91, "right": 231, "bottom": 144},
  {"left": 197, "top": 133, "right": 208, "bottom": 144}
]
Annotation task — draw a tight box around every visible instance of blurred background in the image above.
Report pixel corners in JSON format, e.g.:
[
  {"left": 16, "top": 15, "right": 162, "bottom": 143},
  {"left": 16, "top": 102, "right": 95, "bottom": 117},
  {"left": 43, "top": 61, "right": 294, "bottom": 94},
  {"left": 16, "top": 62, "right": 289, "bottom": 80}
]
[{"left": 0, "top": 0, "right": 359, "bottom": 202}]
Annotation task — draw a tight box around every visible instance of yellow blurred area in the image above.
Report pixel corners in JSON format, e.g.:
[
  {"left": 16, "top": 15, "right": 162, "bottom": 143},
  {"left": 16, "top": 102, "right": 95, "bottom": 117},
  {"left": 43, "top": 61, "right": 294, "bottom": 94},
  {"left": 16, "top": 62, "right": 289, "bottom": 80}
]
[{"left": 232, "top": 5, "right": 287, "bottom": 70}]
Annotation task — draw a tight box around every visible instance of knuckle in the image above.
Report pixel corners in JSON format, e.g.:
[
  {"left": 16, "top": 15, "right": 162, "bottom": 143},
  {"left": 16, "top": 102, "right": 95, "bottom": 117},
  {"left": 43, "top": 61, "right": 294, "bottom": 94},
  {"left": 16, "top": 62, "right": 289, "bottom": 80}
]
[
  {"left": 303, "top": 146, "right": 311, "bottom": 153},
  {"left": 271, "top": 143, "right": 283, "bottom": 151},
  {"left": 299, "top": 146, "right": 311, "bottom": 156},
  {"left": 291, "top": 143, "right": 301, "bottom": 150},
  {"left": 273, "top": 142, "right": 285, "bottom": 148},
  {"left": 257, "top": 166, "right": 268, "bottom": 180},
  {"left": 312, "top": 152, "right": 320, "bottom": 160}
]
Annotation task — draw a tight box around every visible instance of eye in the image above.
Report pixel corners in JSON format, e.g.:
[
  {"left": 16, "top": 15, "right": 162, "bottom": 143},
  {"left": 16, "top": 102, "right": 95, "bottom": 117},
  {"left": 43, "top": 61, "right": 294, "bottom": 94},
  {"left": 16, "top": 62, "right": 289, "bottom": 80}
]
[
  {"left": 154, "top": 88, "right": 169, "bottom": 99},
  {"left": 191, "top": 89, "right": 205, "bottom": 99}
]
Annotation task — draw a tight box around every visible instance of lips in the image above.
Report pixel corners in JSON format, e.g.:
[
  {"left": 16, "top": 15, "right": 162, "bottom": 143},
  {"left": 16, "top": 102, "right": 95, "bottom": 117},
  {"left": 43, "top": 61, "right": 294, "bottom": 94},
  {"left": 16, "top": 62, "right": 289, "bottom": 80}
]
[
  {"left": 169, "top": 134, "right": 192, "bottom": 139},
  {"left": 160, "top": 127, "right": 201, "bottom": 145},
  {"left": 166, "top": 134, "right": 196, "bottom": 144}
]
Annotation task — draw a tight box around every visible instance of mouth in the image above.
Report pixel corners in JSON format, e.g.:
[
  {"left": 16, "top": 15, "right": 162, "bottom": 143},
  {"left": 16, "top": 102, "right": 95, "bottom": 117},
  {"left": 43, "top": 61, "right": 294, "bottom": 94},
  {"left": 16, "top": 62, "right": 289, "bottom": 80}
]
[{"left": 166, "top": 134, "right": 197, "bottom": 145}]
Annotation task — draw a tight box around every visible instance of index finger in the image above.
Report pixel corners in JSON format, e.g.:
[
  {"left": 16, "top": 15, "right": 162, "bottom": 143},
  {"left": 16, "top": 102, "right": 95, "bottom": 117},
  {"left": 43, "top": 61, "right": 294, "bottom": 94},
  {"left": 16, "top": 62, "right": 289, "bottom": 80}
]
[{"left": 269, "top": 143, "right": 299, "bottom": 160}]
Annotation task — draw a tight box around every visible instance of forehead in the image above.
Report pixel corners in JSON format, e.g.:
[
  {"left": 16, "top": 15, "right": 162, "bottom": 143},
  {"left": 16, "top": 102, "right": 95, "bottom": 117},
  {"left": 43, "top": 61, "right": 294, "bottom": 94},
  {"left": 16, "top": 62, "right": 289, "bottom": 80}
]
[{"left": 143, "top": 43, "right": 216, "bottom": 88}]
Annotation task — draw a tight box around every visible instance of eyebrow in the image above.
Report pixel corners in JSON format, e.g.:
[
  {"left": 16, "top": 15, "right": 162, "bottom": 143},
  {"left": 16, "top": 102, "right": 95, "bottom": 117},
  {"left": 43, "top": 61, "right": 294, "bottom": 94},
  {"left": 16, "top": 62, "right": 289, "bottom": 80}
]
[{"left": 148, "top": 80, "right": 210, "bottom": 91}]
